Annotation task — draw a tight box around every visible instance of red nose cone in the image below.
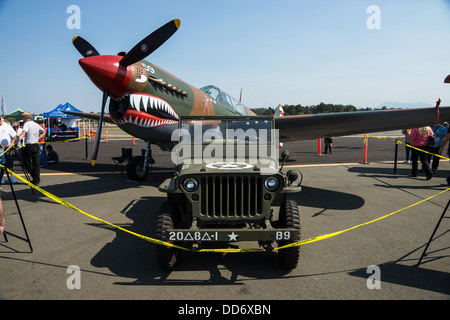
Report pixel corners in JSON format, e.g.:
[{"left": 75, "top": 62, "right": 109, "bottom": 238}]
[{"left": 79, "top": 55, "right": 131, "bottom": 98}]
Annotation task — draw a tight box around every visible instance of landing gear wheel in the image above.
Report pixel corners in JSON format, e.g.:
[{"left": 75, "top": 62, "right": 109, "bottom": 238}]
[
  {"left": 127, "top": 156, "right": 148, "bottom": 181},
  {"left": 155, "top": 201, "right": 181, "bottom": 271},
  {"left": 277, "top": 200, "right": 301, "bottom": 271}
]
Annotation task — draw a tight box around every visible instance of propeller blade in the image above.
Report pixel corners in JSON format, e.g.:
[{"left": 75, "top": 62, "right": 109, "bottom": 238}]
[
  {"left": 91, "top": 91, "right": 109, "bottom": 166},
  {"left": 72, "top": 36, "right": 100, "bottom": 58},
  {"left": 119, "top": 19, "right": 181, "bottom": 67}
]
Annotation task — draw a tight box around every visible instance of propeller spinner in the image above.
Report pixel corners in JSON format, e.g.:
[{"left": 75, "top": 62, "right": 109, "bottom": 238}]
[{"left": 72, "top": 19, "right": 181, "bottom": 165}]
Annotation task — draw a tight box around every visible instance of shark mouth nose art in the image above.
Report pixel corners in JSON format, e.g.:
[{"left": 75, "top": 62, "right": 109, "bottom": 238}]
[
  {"left": 129, "top": 93, "right": 178, "bottom": 120},
  {"left": 110, "top": 93, "right": 179, "bottom": 128}
]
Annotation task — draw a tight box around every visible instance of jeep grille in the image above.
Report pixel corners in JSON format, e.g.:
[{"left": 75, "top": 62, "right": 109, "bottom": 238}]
[{"left": 200, "top": 175, "right": 263, "bottom": 220}]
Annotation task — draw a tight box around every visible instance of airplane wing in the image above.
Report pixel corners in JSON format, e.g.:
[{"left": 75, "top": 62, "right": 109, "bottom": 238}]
[
  {"left": 65, "top": 106, "right": 450, "bottom": 142},
  {"left": 63, "top": 111, "right": 115, "bottom": 124},
  {"left": 275, "top": 106, "right": 450, "bottom": 142}
]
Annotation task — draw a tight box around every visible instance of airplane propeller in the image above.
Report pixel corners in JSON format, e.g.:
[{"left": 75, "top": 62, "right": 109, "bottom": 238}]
[
  {"left": 90, "top": 90, "right": 109, "bottom": 165},
  {"left": 72, "top": 36, "right": 100, "bottom": 58},
  {"left": 72, "top": 19, "right": 181, "bottom": 165},
  {"left": 119, "top": 19, "right": 181, "bottom": 67}
]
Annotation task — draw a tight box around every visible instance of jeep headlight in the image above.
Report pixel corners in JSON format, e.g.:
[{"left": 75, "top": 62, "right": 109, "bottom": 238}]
[
  {"left": 264, "top": 176, "right": 279, "bottom": 191},
  {"left": 182, "top": 177, "right": 198, "bottom": 192}
]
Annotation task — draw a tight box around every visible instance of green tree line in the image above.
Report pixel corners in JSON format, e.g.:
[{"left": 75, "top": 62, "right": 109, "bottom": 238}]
[{"left": 251, "top": 102, "right": 388, "bottom": 115}]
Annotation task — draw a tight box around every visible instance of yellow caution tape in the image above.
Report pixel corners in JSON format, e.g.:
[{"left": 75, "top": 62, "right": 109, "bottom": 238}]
[
  {"left": 0, "top": 145, "right": 13, "bottom": 158},
  {"left": 2, "top": 160, "right": 449, "bottom": 253},
  {"left": 2, "top": 166, "right": 189, "bottom": 252},
  {"left": 274, "top": 187, "right": 450, "bottom": 251},
  {"left": 1, "top": 138, "right": 449, "bottom": 254},
  {"left": 367, "top": 135, "right": 450, "bottom": 161},
  {"left": 198, "top": 248, "right": 265, "bottom": 253}
]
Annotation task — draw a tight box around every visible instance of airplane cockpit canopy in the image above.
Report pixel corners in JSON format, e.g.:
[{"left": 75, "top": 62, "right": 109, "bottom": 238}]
[{"left": 200, "top": 85, "right": 248, "bottom": 115}]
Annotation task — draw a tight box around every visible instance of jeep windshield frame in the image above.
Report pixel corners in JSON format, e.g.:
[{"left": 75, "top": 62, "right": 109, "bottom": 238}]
[{"left": 174, "top": 116, "right": 278, "bottom": 169}]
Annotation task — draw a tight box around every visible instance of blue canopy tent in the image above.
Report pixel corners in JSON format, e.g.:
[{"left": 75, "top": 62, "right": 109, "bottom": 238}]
[{"left": 43, "top": 102, "right": 82, "bottom": 140}]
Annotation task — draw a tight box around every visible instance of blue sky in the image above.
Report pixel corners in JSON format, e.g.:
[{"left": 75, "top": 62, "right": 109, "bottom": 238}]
[{"left": 1, "top": 0, "right": 450, "bottom": 114}]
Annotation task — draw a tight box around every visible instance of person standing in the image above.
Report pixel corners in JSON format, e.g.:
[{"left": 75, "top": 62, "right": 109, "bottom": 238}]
[
  {"left": 324, "top": 137, "right": 333, "bottom": 154},
  {"left": 37, "top": 119, "right": 48, "bottom": 167},
  {"left": 401, "top": 129, "right": 412, "bottom": 163},
  {"left": 439, "top": 130, "right": 450, "bottom": 186},
  {"left": 0, "top": 197, "right": 5, "bottom": 236},
  {"left": 427, "top": 123, "right": 448, "bottom": 173},
  {"left": 13, "top": 120, "right": 25, "bottom": 159},
  {"left": 0, "top": 117, "right": 18, "bottom": 187},
  {"left": 12, "top": 112, "right": 45, "bottom": 186},
  {"left": 409, "top": 126, "right": 434, "bottom": 180}
]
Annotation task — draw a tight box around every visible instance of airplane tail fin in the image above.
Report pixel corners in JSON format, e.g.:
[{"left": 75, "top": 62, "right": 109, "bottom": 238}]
[{"left": 274, "top": 104, "right": 285, "bottom": 117}]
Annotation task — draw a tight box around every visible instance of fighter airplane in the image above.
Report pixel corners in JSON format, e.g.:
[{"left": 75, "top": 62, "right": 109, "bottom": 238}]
[{"left": 68, "top": 19, "right": 450, "bottom": 180}]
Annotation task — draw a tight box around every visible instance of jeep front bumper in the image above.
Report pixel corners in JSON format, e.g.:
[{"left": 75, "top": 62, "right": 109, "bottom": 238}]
[{"left": 165, "top": 228, "right": 299, "bottom": 242}]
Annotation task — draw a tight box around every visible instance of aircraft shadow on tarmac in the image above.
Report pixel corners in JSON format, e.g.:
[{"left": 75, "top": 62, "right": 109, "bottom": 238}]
[
  {"left": 39, "top": 172, "right": 444, "bottom": 289},
  {"left": 13, "top": 160, "right": 448, "bottom": 288},
  {"left": 290, "top": 186, "right": 365, "bottom": 217},
  {"left": 87, "top": 197, "right": 450, "bottom": 291},
  {"left": 18, "top": 161, "right": 367, "bottom": 284},
  {"left": 347, "top": 165, "right": 450, "bottom": 190}
]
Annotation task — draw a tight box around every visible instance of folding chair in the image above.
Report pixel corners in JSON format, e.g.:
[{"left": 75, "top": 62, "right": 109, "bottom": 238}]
[{"left": 111, "top": 148, "right": 133, "bottom": 172}]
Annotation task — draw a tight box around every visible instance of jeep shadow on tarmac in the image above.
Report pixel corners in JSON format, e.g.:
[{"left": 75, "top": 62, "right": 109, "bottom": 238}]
[{"left": 157, "top": 116, "right": 302, "bottom": 271}]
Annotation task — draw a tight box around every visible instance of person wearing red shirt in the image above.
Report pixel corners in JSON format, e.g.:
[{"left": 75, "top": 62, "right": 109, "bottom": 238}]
[{"left": 409, "top": 126, "right": 434, "bottom": 180}]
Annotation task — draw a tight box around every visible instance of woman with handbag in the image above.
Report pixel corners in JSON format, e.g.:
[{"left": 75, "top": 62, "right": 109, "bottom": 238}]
[{"left": 409, "top": 126, "right": 434, "bottom": 180}]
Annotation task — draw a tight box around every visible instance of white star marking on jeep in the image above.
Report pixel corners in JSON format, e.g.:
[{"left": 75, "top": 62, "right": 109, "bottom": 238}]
[
  {"left": 205, "top": 162, "right": 253, "bottom": 170},
  {"left": 228, "top": 232, "right": 238, "bottom": 241}
]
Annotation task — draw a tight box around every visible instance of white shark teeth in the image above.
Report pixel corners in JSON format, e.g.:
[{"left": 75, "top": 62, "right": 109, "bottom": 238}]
[
  {"left": 114, "top": 93, "right": 130, "bottom": 102},
  {"left": 129, "top": 94, "right": 179, "bottom": 119},
  {"left": 116, "top": 116, "right": 178, "bottom": 128}
]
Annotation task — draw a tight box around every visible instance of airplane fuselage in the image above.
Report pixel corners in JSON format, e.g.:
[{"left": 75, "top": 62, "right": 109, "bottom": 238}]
[
  {"left": 79, "top": 54, "right": 254, "bottom": 149},
  {"left": 73, "top": 20, "right": 450, "bottom": 153}
]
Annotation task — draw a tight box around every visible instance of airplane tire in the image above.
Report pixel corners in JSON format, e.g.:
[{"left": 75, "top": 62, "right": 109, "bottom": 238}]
[
  {"left": 277, "top": 199, "right": 301, "bottom": 271},
  {"left": 155, "top": 201, "right": 181, "bottom": 271},
  {"left": 127, "top": 156, "right": 148, "bottom": 181}
]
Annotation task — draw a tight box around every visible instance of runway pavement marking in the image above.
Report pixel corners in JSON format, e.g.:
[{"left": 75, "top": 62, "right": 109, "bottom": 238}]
[
  {"left": 284, "top": 161, "right": 395, "bottom": 168},
  {"left": 3, "top": 160, "right": 399, "bottom": 177},
  {"left": 11, "top": 172, "right": 121, "bottom": 177}
]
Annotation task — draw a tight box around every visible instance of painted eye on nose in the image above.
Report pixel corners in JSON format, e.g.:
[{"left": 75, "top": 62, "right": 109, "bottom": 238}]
[{"left": 135, "top": 74, "right": 147, "bottom": 83}]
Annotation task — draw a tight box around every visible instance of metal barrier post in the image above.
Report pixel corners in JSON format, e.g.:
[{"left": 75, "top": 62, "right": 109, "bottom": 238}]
[{"left": 393, "top": 139, "right": 399, "bottom": 173}]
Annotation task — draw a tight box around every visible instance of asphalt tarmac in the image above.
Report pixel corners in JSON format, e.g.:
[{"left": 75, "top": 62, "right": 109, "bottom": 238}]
[{"left": 1, "top": 129, "right": 449, "bottom": 302}]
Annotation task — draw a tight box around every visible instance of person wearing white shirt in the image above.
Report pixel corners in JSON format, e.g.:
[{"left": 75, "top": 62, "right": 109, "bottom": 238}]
[{"left": 12, "top": 112, "right": 45, "bottom": 185}]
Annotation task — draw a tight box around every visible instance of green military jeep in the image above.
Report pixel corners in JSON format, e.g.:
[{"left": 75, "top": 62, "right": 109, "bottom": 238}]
[{"left": 157, "top": 116, "right": 302, "bottom": 271}]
